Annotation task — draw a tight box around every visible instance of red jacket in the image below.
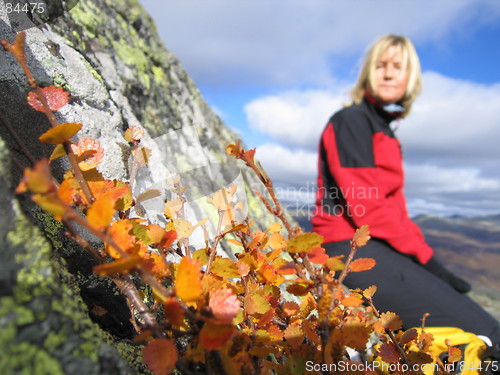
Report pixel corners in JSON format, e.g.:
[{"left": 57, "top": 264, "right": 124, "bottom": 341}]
[{"left": 311, "top": 95, "right": 433, "bottom": 264}]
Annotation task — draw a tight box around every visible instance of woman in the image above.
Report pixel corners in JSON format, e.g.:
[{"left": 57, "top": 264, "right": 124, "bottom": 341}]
[{"left": 312, "top": 34, "right": 500, "bottom": 347}]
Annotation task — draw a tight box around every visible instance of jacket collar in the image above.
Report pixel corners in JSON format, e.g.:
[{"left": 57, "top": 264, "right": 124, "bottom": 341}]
[{"left": 363, "top": 91, "right": 404, "bottom": 124}]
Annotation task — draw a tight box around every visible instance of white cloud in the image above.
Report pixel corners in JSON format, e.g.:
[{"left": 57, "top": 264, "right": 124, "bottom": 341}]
[
  {"left": 256, "top": 143, "right": 317, "bottom": 186},
  {"left": 399, "top": 72, "right": 500, "bottom": 165},
  {"left": 245, "top": 89, "right": 348, "bottom": 149},
  {"left": 139, "top": 0, "right": 500, "bottom": 86},
  {"left": 405, "top": 164, "right": 500, "bottom": 194}
]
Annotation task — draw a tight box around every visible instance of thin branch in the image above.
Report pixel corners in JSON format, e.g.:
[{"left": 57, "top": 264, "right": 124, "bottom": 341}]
[{"left": 0, "top": 111, "right": 37, "bottom": 165}]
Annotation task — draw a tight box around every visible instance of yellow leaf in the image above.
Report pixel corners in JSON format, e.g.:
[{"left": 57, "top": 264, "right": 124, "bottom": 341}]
[
  {"left": 244, "top": 289, "right": 271, "bottom": 315},
  {"left": 132, "top": 146, "right": 152, "bottom": 167},
  {"left": 192, "top": 248, "right": 209, "bottom": 265},
  {"left": 167, "top": 218, "right": 194, "bottom": 239},
  {"left": 175, "top": 257, "right": 202, "bottom": 303},
  {"left": 208, "top": 185, "right": 237, "bottom": 210},
  {"left": 136, "top": 189, "right": 161, "bottom": 203},
  {"left": 362, "top": 285, "right": 377, "bottom": 299},
  {"left": 32, "top": 193, "right": 68, "bottom": 220},
  {"left": 287, "top": 232, "right": 323, "bottom": 253},
  {"left": 39, "top": 122, "right": 82, "bottom": 144},
  {"left": 123, "top": 126, "right": 144, "bottom": 142},
  {"left": 267, "top": 222, "right": 282, "bottom": 233},
  {"left": 164, "top": 197, "right": 184, "bottom": 219},
  {"left": 211, "top": 257, "right": 240, "bottom": 279},
  {"left": 49, "top": 144, "right": 66, "bottom": 161},
  {"left": 325, "top": 255, "right": 346, "bottom": 272}
]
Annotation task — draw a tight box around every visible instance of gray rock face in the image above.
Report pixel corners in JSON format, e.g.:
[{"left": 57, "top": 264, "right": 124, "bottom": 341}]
[{"left": 0, "top": 0, "right": 280, "bottom": 373}]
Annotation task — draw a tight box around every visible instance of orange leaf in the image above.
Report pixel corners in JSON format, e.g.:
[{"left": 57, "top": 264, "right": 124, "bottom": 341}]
[
  {"left": 340, "top": 321, "right": 372, "bottom": 351},
  {"left": 175, "top": 257, "right": 202, "bottom": 303},
  {"left": 379, "top": 311, "right": 403, "bottom": 331},
  {"left": 307, "top": 246, "right": 328, "bottom": 264},
  {"left": 39, "top": 123, "right": 82, "bottom": 144},
  {"left": 303, "top": 318, "right": 320, "bottom": 345},
  {"left": 284, "top": 323, "right": 303, "bottom": 348},
  {"left": 1, "top": 32, "right": 26, "bottom": 63},
  {"left": 15, "top": 159, "right": 54, "bottom": 194},
  {"left": 57, "top": 177, "right": 79, "bottom": 205},
  {"left": 287, "top": 232, "right": 324, "bottom": 254},
  {"left": 142, "top": 338, "right": 178, "bottom": 375},
  {"left": 349, "top": 258, "right": 376, "bottom": 272},
  {"left": 378, "top": 342, "right": 400, "bottom": 364},
  {"left": 71, "top": 138, "right": 104, "bottom": 171},
  {"left": 275, "top": 261, "right": 297, "bottom": 275},
  {"left": 282, "top": 301, "right": 300, "bottom": 317},
  {"left": 93, "top": 255, "right": 142, "bottom": 276},
  {"left": 268, "top": 233, "right": 287, "bottom": 250},
  {"left": 27, "top": 86, "right": 70, "bottom": 112},
  {"left": 209, "top": 288, "right": 240, "bottom": 324},
  {"left": 199, "top": 323, "right": 234, "bottom": 350},
  {"left": 286, "top": 283, "right": 311, "bottom": 297},
  {"left": 446, "top": 340, "right": 463, "bottom": 363},
  {"left": 341, "top": 294, "right": 364, "bottom": 307},
  {"left": 352, "top": 225, "right": 370, "bottom": 247},
  {"left": 87, "top": 187, "right": 129, "bottom": 230},
  {"left": 257, "top": 307, "right": 275, "bottom": 328},
  {"left": 107, "top": 220, "right": 136, "bottom": 258},
  {"left": 147, "top": 225, "right": 176, "bottom": 249}
]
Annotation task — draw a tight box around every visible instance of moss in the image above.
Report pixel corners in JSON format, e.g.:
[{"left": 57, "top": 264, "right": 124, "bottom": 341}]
[
  {"left": 68, "top": 0, "right": 102, "bottom": 39},
  {"left": 151, "top": 65, "right": 166, "bottom": 85},
  {"left": 52, "top": 71, "right": 72, "bottom": 92},
  {"left": 44, "top": 329, "right": 68, "bottom": 352},
  {"left": 0, "top": 342, "right": 65, "bottom": 375}
]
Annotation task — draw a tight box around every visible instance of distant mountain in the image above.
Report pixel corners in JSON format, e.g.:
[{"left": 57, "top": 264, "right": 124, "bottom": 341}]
[{"left": 291, "top": 212, "right": 500, "bottom": 320}]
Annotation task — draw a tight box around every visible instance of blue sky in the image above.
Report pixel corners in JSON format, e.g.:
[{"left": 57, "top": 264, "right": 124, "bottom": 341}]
[{"left": 139, "top": 0, "right": 500, "bottom": 217}]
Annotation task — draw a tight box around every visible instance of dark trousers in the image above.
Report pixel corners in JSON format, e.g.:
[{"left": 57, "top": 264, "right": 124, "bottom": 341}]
[{"left": 323, "top": 239, "right": 500, "bottom": 343}]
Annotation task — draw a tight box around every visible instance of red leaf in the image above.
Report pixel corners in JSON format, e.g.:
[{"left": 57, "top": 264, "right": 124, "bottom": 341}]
[
  {"left": 142, "top": 338, "right": 178, "bottom": 375},
  {"left": 27, "top": 86, "right": 70, "bottom": 112},
  {"left": 71, "top": 138, "right": 104, "bottom": 171},
  {"left": 379, "top": 342, "right": 400, "bottom": 364},
  {"left": 209, "top": 288, "right": 240, "bottom": 324}
]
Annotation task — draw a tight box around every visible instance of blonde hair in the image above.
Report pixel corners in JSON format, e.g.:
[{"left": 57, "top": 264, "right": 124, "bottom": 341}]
[{"left": 350, "top": 34, "right": 422, "bottom": 117}]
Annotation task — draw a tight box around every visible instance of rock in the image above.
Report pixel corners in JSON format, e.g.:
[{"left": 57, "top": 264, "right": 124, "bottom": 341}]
[{"left": 0, "top": 0, "right": 288, "bottom": 373}]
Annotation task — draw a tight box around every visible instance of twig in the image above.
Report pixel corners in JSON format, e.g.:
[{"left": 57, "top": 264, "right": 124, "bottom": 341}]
[
  {"left": 0, "top": 111, "right": 37, "bottom": 165},
  {"left": 367, "top": 297, "right": 410, "bottom": 366}
]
